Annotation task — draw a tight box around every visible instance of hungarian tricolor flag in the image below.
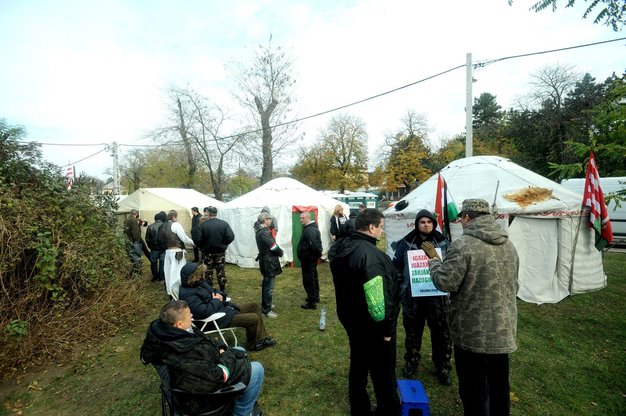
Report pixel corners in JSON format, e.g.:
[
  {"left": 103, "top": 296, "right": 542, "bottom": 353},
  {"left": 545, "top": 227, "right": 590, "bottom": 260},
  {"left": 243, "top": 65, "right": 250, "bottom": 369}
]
[
  {"left": 583, "top": 151, "right": 613, "bottom": 250},
  {"left": 434, "top": 173, "right": 458, "bottom": 240}
]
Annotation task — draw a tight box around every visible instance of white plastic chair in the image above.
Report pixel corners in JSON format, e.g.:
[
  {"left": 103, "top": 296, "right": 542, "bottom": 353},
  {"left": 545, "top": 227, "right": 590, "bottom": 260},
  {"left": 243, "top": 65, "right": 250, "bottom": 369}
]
[{"left": 193, "top": 312, "right": 240, "bottom": 347}]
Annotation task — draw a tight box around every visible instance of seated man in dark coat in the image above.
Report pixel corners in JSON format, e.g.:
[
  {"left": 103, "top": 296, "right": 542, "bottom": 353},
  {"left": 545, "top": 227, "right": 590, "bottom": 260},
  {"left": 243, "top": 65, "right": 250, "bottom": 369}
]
[
  {"left": 179, "top": 262, "right": 276, "bottom": 352},
  {"left": 140, "top": 300, "right": 264, "bottom": 416}
]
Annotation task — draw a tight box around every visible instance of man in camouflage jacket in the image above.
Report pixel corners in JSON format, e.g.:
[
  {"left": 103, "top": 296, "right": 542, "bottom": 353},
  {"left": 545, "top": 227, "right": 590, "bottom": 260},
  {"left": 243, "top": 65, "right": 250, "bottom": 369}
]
[{"left": 422, "top": 199, "right": 519, "bottom": 416}]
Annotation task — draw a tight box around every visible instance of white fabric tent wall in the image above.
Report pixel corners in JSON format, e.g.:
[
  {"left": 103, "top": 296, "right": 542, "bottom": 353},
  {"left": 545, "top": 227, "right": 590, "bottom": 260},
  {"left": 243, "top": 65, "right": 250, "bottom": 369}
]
[
  {"left": 116, "top": 188, "right": 223, "bottom": 233},
  {"left": 220, "top": 177, "right": 349, "bottom": 268},
  {"left": 383, "top": 156, "right": 606, "bottom": 304}
]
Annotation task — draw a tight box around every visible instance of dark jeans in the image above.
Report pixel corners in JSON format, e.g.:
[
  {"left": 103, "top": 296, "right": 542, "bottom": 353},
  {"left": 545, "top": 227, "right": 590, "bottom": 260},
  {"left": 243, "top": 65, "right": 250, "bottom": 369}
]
[
  {"left": 260, "top": 274, "right": 276, "bottom": 314},
  {"left": 192, "top": 245, "right": 200, "bottom": 262},
  {"left": 300, "top": 258, "right": 319, "bottom": 303},
  {"left": 149, "top": 250, "right": 165, "bottom": 281},
  {"left": 346, "top": 330, "right": 400, "bottom": 416},
  {"left": 401, "top": 293, "right": 452, "bottom": 370},
  {"left": 129, "top": 242, "right": 143, "bottom": 274},
  {"left": 454, "top": 345, "right": 510, "bottom": 416}
]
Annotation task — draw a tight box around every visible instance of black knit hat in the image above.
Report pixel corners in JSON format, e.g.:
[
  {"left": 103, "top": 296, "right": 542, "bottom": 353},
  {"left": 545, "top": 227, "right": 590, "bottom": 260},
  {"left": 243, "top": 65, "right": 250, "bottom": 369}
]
[{"left": 415, "top": 209, "right": 437, "bottom": 226}]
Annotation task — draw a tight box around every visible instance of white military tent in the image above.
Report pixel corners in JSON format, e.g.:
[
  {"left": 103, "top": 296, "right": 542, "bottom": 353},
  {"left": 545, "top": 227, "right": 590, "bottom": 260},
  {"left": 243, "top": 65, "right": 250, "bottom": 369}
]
[
  {"left": 384, "top": 156, "right": 606, "bottom": 304},
  {"left": 220, "top": 177, "right": 349, "bottom": 268},
  {"left": 116, "top": 188, "right": 223, "bottom": 233}
]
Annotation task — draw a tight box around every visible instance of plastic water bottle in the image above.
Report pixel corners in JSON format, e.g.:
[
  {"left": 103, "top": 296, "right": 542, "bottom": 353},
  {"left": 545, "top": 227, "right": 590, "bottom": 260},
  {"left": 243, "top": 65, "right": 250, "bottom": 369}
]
[{"left": 319, "top": 306, "right": 327, "bottom": 331}]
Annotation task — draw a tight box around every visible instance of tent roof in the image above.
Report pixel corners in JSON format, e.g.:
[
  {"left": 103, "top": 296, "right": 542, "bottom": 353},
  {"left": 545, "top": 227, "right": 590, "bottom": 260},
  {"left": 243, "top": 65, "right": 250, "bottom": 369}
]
[
  {"left": 116, "top": 188, "right": 223, "bottom": 214},
  {"left": 221, "top": 177, "right": 348, "bottom": 268},
  {"left": 389, "top": 156, "right": 584, "bottom": 216},
  {"left": 224, "top": 177, "right": 345, "bottom": 210}
]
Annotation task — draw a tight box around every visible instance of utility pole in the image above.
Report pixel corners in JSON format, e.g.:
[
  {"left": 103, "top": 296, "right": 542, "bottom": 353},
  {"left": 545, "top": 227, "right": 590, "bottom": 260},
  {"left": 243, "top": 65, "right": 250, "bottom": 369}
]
[
  {"left": 465, "top": 52, "right": 473, "bottom": 158},
  {"left": 112, "top": 141, "right": 120, "bottom": 195}
]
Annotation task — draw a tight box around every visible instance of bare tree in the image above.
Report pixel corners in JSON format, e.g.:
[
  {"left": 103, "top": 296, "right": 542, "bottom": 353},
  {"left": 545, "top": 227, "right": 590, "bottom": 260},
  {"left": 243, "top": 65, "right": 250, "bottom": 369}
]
[
  {"left": 167, "top": 86, "right": 244, "bottom": 200},
  {"left": 230, "top": 36, "right": 297, "bottom": 184},
  {"left": 119, "top": 148, "right": 147, "bottom": 192},
  {"left": 529, "top": 64, "right": 579, "bottom": 111}
]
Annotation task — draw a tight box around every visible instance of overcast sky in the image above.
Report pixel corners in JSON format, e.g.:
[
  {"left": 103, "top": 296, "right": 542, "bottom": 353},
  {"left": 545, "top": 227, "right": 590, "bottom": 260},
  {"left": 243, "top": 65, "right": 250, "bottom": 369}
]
[{"left": 0, "top": 0, "right": 623, "bottom": 181}]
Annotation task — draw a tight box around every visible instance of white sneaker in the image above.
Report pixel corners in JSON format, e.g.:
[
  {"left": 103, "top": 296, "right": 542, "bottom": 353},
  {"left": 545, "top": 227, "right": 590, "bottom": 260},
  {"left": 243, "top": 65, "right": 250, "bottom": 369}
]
[{"left": 264, "top": 311, "right": 278, "bottom": 319}]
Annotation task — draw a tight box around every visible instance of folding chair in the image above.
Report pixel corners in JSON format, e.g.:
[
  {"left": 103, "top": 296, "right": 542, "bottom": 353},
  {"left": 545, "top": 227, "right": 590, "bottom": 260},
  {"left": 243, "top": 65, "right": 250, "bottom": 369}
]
[
  {"left": 193, "top": 313, "right": 240, "bottom": 347},
  {"left": 155, "top": 364, "right": 246, "bottom": 416}
]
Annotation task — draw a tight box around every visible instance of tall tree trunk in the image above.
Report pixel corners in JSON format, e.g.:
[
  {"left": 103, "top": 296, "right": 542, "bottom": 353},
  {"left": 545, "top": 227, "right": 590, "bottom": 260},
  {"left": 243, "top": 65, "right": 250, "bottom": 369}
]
[
  {"left": 255, "top": 96, "right": 278, "bottom": 184},
  {"left": 177, "top": 98, "right": 197, "bottom": 188}
]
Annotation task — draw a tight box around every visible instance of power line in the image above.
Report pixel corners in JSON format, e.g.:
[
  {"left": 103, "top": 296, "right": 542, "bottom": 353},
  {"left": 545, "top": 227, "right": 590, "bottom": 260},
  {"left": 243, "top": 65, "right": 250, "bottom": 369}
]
[
  {"left": 68, "top": 148, "right": 108, "bottom": 166},
  {"left": 200, "top": 36, "right": 626, "bottom": 141},
  {"left": 16, "top": 36, "right": 626, "bottom": 148},
  {"left": 475, "top": 36, "right": 626, "bottom": 68},
  {"left": 27, "top": 141, "right": 108, "bottom": 146}
]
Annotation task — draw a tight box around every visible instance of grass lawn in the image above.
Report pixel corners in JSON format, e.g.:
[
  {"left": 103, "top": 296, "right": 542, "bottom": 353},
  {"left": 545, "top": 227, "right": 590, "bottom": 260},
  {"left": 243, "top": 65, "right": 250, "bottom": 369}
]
[{"left": 1, "top": 250, "right": 625, "bottom": 415}]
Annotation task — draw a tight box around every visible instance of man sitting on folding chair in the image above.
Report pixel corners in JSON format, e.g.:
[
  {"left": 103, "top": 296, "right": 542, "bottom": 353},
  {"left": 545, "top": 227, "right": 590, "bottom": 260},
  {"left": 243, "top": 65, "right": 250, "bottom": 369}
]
[
  {"left": 179, "top": 263, "right": 277, "bottom": 352},
  {"left": 141, "top": 300, "right": 264, "bottom": 416}
]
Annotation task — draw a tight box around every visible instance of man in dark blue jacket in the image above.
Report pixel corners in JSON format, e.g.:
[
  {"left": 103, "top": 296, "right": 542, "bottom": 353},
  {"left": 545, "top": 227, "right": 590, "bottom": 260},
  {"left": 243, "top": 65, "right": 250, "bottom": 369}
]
[
  {"left": 392, "top": 209, "right": 452, "bottom": 385},
  {"left": 297, "top": 211, "right": 323, "bottom": 310},
  {"left": 179, "top": 263, "right": 276, "bottom": 351},
  {"left": 329, "top": 208, "right": 401, "bottom": 416},
  {"left": 146, "top": 211, "right": 167, "bottom": 282}
]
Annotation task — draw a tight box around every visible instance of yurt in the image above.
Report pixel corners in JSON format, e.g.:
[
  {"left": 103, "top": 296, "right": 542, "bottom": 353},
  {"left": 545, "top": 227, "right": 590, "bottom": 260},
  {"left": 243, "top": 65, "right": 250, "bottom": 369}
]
[
  {"left": 117, "top": 188, "right": 223, "bottom": 233},
  {"left": 219, "top": 177, "right": 349, "bottom": 268},
  {"left": 384, "top": 156, "right": 606, "bottom": 304}
]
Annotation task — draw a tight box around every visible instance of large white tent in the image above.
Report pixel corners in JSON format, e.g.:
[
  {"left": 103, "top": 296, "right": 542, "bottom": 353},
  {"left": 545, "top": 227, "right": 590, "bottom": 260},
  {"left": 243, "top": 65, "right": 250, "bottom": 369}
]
[
  {"left": 384, "top": 156, "right": 606, "bottom": 304},
  {"left": 220, "top": 177, "right": 349, "bottom": 268},
  {"left": 116, "top": 188, "right": 223, "bottom": 233}
]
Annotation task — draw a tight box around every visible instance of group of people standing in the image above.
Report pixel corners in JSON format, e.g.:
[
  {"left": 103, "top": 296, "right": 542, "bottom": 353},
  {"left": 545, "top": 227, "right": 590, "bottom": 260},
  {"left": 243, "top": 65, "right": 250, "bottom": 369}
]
[
  {"left": 329, "top": 201, "right": 519, "bottom": 416},
  {"left": 124, "top": 206, "right": 234, "bottom": 298},
  {"left": 135, "top": 199, "right": 518, "bottom": 416}
]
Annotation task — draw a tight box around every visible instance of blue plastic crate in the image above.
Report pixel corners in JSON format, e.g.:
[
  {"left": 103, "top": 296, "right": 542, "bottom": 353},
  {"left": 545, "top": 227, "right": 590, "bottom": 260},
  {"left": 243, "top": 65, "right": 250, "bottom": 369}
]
[{"left": 397, "top": 379, "right": 430, "bottom": 416}]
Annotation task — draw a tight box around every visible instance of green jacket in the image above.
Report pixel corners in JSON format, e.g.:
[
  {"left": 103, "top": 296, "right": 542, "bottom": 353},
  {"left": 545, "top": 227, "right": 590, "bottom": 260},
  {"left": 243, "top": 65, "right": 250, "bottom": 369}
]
[{"left": 429, "top": 215, "right": 519, "bottom": 354}]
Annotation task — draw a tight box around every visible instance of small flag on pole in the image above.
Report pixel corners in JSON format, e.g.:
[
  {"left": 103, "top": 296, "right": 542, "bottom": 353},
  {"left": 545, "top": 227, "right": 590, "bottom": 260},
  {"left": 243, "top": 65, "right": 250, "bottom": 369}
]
[
  {"left": 65, "top": 162, "right": 75, "bottom": 190},
  {"left": 582, "top": 151, "right": 613, "bottom": 250},
  {"left": 434, "top": 173, "right": 458, "bottom": 240}
]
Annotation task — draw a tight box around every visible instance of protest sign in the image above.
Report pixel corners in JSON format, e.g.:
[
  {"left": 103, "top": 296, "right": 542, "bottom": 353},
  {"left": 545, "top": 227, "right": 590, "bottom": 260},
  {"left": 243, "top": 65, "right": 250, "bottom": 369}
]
[{"left": 407, "top": 249, "right": 445, "bottom": 297}]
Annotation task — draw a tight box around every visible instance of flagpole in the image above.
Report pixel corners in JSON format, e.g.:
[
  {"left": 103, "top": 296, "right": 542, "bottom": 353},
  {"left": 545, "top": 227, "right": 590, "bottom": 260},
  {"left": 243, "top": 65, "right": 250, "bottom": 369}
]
[{"left": 568, "top": 207, "right": 584, "bottom": 296}]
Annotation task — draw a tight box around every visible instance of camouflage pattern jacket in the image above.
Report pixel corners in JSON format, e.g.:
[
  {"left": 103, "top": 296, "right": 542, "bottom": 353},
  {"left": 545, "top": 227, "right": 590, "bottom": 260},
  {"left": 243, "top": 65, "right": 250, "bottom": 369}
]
[{"left": 429, "top": 215, "right": 519, "bottom": 354}]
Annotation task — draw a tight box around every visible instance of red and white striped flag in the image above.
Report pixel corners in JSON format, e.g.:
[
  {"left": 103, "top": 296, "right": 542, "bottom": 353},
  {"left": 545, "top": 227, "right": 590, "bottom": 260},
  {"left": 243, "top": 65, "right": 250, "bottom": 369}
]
[
  {"left": 583, "top": 151, "right": 613, "bottom": 250},
  {"left": 65, "top": 162, "right": 75, "bottom": 190},
  {"left": 434, "top": 173, "right": 458, "bottom": 240}
]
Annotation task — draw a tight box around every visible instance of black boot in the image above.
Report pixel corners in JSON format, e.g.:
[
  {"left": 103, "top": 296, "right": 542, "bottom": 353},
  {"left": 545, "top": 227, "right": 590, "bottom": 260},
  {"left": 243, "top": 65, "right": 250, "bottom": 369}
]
[{"left": 437, "top": 368, "right": 452, "bottom": 386}]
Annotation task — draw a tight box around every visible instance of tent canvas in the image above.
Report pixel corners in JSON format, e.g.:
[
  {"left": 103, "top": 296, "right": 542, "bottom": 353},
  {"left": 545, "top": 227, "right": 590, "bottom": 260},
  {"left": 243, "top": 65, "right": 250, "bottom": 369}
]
[
  {"left": 383, "top": 156, "right": 606, "bottom": 304},
  {"left": 219, "top": 177, "right": 349, "bottom": 268},
  {"left": 116, "top": 188, "right": 223, "bottom": 234}
]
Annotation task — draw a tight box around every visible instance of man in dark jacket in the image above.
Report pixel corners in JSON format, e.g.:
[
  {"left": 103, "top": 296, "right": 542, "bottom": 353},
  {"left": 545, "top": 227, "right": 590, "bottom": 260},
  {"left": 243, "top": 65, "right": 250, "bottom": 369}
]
[
  {"left": 198, "top": 206, "right": 235, "bottom": 292},
  {"left": 392, "top": 209, "right": 453, "bottom": 385},
  {"left": 179, "top": 263, "right": 276, "bottom": 351},
  {"left": 255, "top": 212, "right": 283, "bottom": 319},
  {"left": 191, "top": 207, "right": 202, "bottom": 262},
  {"left": 140, "top": 300, "right": 265, "bottom": 416},
  {"left": 146, "top": 211, "right": 167, "bottom": 282},
  {"left": 329, "top": 208, "right": 401, "bottom": 416},
  {"left": 297, "top": 211, "right": 323, "bottom": 310},
  {"left": 124, "top": 209, "right": 145, "bottom": 274}
]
